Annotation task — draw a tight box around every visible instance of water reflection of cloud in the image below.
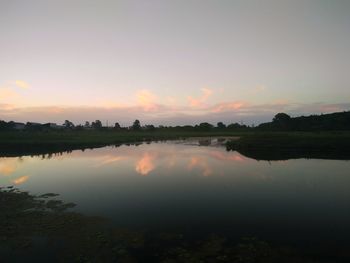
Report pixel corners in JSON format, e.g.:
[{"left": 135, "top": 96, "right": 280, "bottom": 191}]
[
  {"left": 187, "top": 156, "right": 213, "bottom": 176},
  {"left": 95, "top": 155, "right": 126, "bottom": 167},
  {"left": 87, "top": 145, "right": 250, "bottom": 177},
  {"left": 135, "top": 153, "right": 156, "bottom": 175},
  {"left": 22, "top": 143, "right": 251, "bottom": 179},
  {"left": 12, "top": 175, "right": 29, "bottom": 185},
  {"left": 167, "top": 155, "right": 177, "bottom": 168},
  {"left": 209, "top": 151, "right": 246, "bottom": 162},
  {"left": 0, "top": 158, "right": 19, "bottom": 176}
]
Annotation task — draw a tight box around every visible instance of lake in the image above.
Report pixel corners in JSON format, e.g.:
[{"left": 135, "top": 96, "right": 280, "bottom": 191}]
[{"left": 1, "top": 140, "right": 350, "bottom": 262}]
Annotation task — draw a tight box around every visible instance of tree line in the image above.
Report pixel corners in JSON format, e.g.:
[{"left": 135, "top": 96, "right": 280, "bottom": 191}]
[
  {"left": 258, "top": 111, "right": 350, "bottom": 131},
  {"left": 0, "top": 119, "right": 249, "bottom": 132},
  {"left": 1, "top": 110, "right": 349, "bottom": 132}
]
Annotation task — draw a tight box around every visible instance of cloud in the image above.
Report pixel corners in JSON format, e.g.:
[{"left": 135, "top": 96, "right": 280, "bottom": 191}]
[
  {"left": 166, "top": 96, "right": 177, "bottom": 105},
  {"left": 0, "top": 99, "right": 349, "bottom": 126},
  {"left": 211, "top": 101, "right": 245, "bottom": 113},
  {"left": 0, "top": 88, "right": 18, "bottom": 100},
  {"left": 188, "top": 88, "right": 213, "bottom": 107},
  {"left": 0, "top": 80, "right": 29, "bottom": 106},
  {"left": 0, "top": 103, "right": 16, "bottom": 112},
  {"left": 249, "top": 85, "right": 266, "bottom": 95},
  {"left": 136, "top": 89, "right": 159, "bottom": 112},
  {"left": 14, "top": 80, "right": 30, "bottom": 89}
]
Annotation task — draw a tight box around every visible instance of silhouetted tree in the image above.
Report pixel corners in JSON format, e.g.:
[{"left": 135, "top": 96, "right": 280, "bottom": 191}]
[
  {"left": 217, "top": 122, "right": 226, "bottom": 129},
  {"left": 75, "top": 124, "right": 84, "bottom": 130},
  {"left": 132, "top": 119, "right": 141, "bottom": 130},
  {"left": 198, "top": 122, "right": 214, "bottom": 131},
  {"left": 91, "top": 120, "right": 102, "bottom": 129},
  {"left": 0, "top": 120, "right": 14, "bottom": 131},
  {"left": 0, "top": 120, "right": 7, "bottom": 131},
  {"left": 273, "top": 113, "right": 291, "bottom": 123},
  {"left": 144, "top": 124, "right": 155, "bottom": 131},
  {"left": 114, "top": 122, "right": 121, "bottom": 130},
  {"left": 63, "top": 120, "right": 74, "bottom": 129},
  {"left": 84, "top": 121, "right": 90, "bottom": 128},
  {"left": 272, "top": 113, "right": 291, "bottom": 130},
  {"left": 227, "top": 123, "right": 241, "bottom": 130},
  {"left": 258, "top": 111, "right": 350, "bottom": 131}
]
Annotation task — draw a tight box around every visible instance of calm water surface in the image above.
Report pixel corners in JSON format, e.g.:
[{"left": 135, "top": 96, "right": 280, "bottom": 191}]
[{"left": 1, "top": 141, "right": 350, "bottom": 260}]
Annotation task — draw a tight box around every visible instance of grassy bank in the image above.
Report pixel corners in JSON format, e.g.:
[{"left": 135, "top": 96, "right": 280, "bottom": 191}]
[
  {"left": 226, "top": 131, "right": 350, "bottom": 160},
  {"left": 0, "top": 130, "right": 243, "bottom": 156}
]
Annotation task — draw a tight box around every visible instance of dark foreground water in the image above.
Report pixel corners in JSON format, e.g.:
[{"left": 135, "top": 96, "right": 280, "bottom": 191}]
[{"left": 1, "top": 140, "right": 350, "bottom": 262}]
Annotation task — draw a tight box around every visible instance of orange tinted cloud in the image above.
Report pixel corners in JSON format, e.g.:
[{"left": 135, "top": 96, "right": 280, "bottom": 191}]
[
  {"left": 135, "top": 152, "right": 156, "bottom": 175},
  {"left": 1, "top": 98, "right": 349, "bottom": 126},
  {"left": 249, "top": 85, "right": 266, "bottom": 95},
  {"left": 0, "top": 103, "right": 15, "bottom": 111},
  {"left": 0, "top": 88, "right": 18, "bottom": 100},
  {"left": 15, "top": 80, "right": 30, "bottom": 89},
  {"left": 188, "top": 88, "right": 213, "bottom": 107},
  {"left": 211, "top": 101, "right": 245, "bottom": 113},
  {"left": 136, "top": 89, "right": 159, "bottom": 111}
]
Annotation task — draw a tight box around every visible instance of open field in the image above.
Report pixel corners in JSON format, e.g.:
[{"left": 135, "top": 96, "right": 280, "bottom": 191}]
[{"left": 0, "top": 130, "right": 246, "bottom": 145}]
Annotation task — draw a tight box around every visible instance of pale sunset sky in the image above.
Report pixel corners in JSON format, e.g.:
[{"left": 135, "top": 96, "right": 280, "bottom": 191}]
[{"left": 1, "top": 0, "right": 349, "bottom": 126}]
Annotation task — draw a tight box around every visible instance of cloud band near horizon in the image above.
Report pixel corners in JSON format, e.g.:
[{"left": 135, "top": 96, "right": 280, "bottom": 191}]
[{"left": 1, "top": 100, "right": 349, "bottom": 126}]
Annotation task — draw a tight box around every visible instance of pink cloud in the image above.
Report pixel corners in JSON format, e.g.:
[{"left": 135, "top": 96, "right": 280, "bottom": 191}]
[
  {"left": 0, "top": 88, "right": 18, "bottom": 100},
  {"left": 14, "top": 80, "right": 30, "bottom": 89},
  {"left": 1, "top": 99, "right": 349, "bottom": 126},
  {"left": 249, "top": 85, "right": 266, "bottom": 95},
  {"left": 0, "top": 103, "right": 16, "bottom": 111},
  {"left": 188, "top": 88, "right": 213, "bottom": 107},
  {"left": 211, "top": 101, "right": 245, "bottom": 113},
  {"left": 136, "top": 89, "right": 160, "bottom": 112}
]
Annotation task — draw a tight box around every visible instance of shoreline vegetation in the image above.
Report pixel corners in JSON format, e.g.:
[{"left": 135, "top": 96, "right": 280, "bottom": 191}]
[
  {"left": 1, "top": 187, "right": 337, "bottom": 262},
  {"left": 1, "top": 130, "right": 350, "bottom": 160},
  {"left": 0, "top": 130, "right": 242, "bottom": 157},
  {"left": 225, "top": 131, "right": 350, "bottom": 160},
  {"left": 1, "top": 111, "right": 350, "bottom": 159}
]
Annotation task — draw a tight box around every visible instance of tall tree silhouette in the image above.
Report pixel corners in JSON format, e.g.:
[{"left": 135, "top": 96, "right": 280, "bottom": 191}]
[{"left": 132, "top": 120, "right": 141, "bottom": 130}]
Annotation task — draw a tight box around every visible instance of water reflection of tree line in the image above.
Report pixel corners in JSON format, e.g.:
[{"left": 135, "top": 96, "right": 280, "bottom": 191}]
[{"left": 2, "top": 135, "right": 350, "bottom": 161}]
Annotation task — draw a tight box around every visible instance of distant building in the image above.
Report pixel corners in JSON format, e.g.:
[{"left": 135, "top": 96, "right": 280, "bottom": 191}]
[
  {"left": 13, "top": 122, "right": 25, "bottom": 130},
  {"left": 25, "top": 122, "right": 43, "bottom": 130},
  {"left": 26, "top": 122, "right": 42, "bottom": 126},
  {"left": 47, "top": 123, "right": 64, "bottom": 129}
]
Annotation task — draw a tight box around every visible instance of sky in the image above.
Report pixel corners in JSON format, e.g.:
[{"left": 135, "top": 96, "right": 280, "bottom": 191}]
[{"left": 1, "top": 0, "right": 350, "bottom": 126}]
